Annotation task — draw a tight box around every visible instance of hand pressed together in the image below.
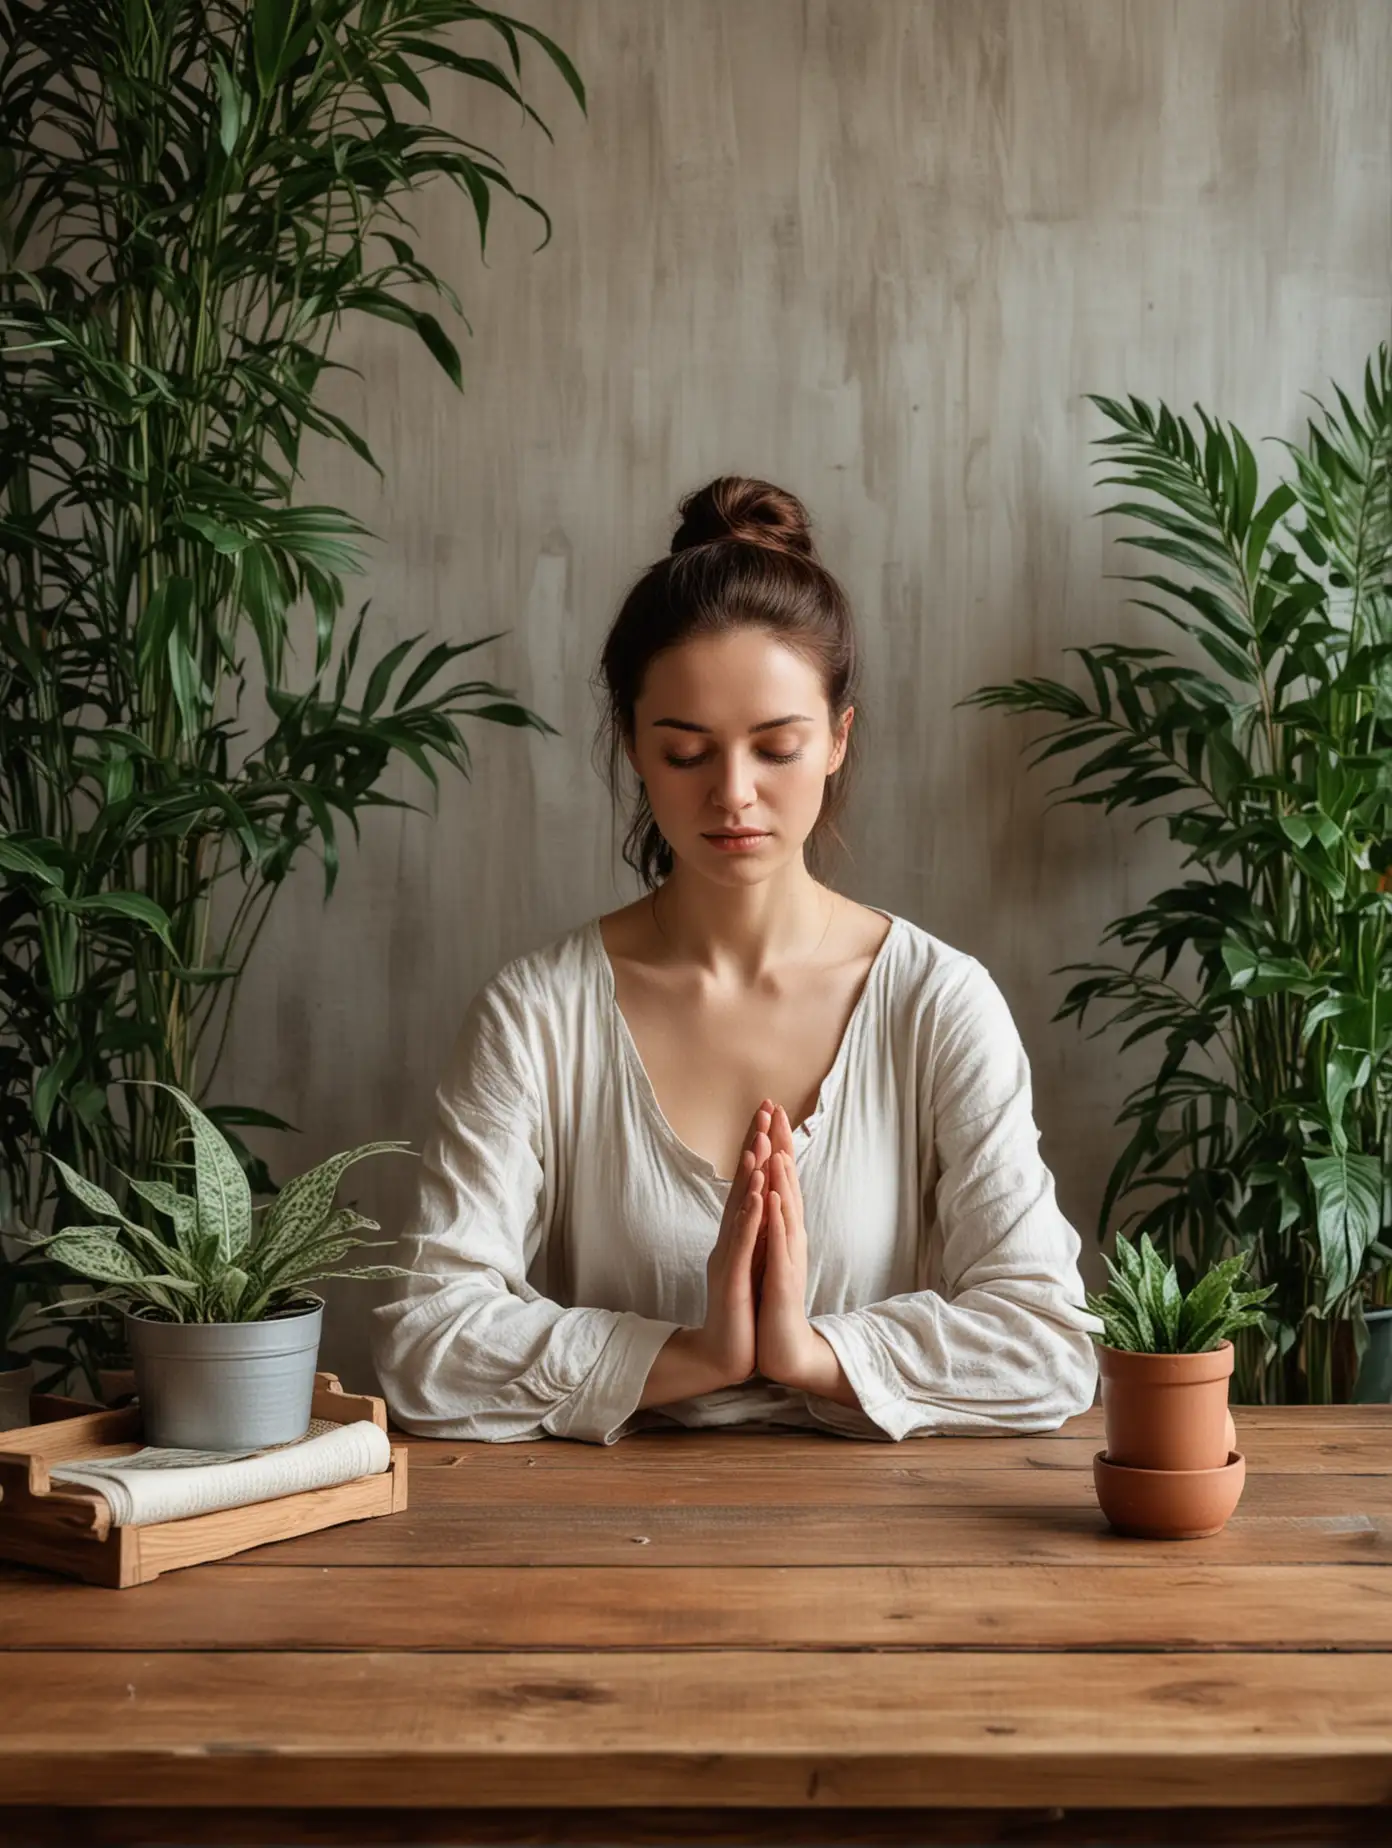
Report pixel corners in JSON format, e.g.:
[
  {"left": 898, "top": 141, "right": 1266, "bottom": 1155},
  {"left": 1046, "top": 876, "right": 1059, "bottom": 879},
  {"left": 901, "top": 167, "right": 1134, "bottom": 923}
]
[
  {"left": 753, "top": 1102, "right": 820, "bottom": 1387},
  {"left": 692, "top": 1097, "right": 833, "bottom": 1397}
]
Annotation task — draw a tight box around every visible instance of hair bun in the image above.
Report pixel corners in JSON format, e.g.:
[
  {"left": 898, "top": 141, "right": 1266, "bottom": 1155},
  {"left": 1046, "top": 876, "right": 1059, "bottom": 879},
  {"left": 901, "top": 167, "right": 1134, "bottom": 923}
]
[{"left": 670, "top": 476, "right": 816, "bottom": 560}]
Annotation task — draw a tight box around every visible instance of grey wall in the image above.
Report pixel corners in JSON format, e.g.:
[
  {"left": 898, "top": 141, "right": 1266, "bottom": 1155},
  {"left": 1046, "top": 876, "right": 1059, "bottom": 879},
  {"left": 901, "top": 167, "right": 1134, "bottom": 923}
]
[{"left": 221, "top": 0, "right": 1392, "bottom": 1393}]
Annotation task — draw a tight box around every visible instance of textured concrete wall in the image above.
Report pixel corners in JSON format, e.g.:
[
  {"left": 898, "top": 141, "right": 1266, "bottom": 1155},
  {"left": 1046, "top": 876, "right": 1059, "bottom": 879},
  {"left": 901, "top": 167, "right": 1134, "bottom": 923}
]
[{"left": 221, "top": 0, "right": 1392, "bottom": 1394}]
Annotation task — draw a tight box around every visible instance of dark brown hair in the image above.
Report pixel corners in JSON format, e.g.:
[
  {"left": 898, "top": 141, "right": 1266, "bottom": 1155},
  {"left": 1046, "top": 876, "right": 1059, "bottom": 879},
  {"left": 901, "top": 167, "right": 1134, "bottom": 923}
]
[{"left": 592, "top": 475, "right": 863, "bottom": 890}]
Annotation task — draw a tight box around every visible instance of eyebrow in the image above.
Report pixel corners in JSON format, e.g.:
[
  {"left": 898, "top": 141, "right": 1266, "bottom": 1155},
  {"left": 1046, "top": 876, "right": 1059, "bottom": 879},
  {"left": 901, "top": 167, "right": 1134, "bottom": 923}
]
[{"left": 651, "top": 713, "right": 814, "bottom": 736}]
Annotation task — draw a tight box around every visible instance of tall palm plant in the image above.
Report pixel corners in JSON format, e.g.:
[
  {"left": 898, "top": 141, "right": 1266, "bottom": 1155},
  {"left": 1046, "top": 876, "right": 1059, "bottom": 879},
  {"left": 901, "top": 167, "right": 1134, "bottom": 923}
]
[
  {"left": 0, "top": 0, "right": 580, "bottom": 1391},
  {"left": 961, "top": 346, "right": 1392, "bottom": 1403}
]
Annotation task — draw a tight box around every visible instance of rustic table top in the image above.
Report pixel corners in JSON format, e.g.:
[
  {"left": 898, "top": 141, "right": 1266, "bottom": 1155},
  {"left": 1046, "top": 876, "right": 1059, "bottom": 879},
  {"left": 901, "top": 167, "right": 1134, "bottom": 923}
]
[{"left": 2, "top": 1401, "right": 1390, "bottom": 1846}]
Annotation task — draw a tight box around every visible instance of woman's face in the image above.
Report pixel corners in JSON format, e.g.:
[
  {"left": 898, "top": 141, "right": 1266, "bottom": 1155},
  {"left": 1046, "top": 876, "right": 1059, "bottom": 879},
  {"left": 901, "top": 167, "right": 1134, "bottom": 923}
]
[{"left": 624, "top": 627, "right": 852, "bottom": 880}]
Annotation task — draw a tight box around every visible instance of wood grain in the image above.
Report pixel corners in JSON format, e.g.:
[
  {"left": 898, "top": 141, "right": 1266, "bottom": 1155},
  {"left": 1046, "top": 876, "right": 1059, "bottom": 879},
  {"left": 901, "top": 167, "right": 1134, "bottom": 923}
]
[
  {"left": 399, "top": 1423, "right": 1392, "bottom": 1475},
  {"left": 2, "top": 1563, "right": 1389, "bottom": 1652},
  {"left": 3, "top": 1650, "right": 1391, "bottom": 1808},
  {"left": 401, "top": 1463, "right": 1392, "bottom": 1513},
  {"left": 233, "top": 1501, "right": 1392, "bottom": 1568}
]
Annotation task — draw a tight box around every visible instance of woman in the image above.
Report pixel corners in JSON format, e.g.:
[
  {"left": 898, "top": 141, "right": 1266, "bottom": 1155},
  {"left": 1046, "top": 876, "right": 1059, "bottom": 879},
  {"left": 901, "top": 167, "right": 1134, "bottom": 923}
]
[{"left": 371, "top": 475, "right": 1102, "bottom": 1445}]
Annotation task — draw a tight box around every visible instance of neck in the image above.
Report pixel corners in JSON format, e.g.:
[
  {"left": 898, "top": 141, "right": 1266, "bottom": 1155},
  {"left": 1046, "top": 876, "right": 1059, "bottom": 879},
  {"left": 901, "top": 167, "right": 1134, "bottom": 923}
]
[{"left": 650, "top": 862, "right": 836, "bottom": 982}]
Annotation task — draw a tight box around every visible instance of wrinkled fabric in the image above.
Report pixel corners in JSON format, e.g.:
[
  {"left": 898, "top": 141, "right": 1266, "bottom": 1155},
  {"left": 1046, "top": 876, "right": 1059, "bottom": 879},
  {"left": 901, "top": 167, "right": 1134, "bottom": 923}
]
[{"left": 371, "top": 907, "right": 1103, "bottom": 1445}]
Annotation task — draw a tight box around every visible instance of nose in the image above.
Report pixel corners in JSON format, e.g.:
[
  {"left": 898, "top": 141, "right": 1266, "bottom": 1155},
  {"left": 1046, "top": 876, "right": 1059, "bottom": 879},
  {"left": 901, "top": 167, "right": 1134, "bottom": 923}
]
[{"left": 709, "top": 747, "right": 759, "bottom": 819}]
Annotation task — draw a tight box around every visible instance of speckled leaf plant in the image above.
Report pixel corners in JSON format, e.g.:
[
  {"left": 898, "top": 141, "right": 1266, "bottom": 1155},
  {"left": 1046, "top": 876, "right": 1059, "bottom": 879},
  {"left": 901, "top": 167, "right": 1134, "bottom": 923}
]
[
  {"left": 17, "top": 1082, "right": 415, "bottom": 1324},
  {"left": 1085, "top": 1230, "right": 1276, "bottom": 1356}
]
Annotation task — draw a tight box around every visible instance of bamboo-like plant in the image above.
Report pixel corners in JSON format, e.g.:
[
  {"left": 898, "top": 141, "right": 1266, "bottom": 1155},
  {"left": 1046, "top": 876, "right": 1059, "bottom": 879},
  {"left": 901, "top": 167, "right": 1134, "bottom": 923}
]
[
  {"left": 961, "top": 345, "right": 1392, "bottom": 1403},
  {"left": 0, "top": 1, "right": 581, "bottom": 1391}
]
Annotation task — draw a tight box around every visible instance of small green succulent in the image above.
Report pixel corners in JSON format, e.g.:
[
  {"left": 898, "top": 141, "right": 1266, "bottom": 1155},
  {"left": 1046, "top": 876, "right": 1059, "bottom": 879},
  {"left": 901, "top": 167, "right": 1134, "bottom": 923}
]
[
  {"left": 18, "top": 1082, "right": 417, "bottom": 1325},
  {"left": 1085, "top": 1230, "right": 1277, "bottom": 1355}
]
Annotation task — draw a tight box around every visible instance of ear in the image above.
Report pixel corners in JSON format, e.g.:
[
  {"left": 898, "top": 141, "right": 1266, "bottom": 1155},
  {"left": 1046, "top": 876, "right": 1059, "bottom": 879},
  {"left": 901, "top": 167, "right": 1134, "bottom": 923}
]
[{"left": 827, "top": 706, "right": 854, "bottom": 775}]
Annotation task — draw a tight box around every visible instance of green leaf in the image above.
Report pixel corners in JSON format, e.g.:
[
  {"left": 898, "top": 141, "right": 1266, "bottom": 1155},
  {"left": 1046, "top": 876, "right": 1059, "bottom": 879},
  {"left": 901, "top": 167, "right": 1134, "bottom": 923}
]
[
  {"left": 167, "top": 630, "right": 211, "bottom": 741},
  {"left": 0, "top": 837, "right": 63, "bottom": 887},
  {"left": 47, "top": 1155, "right": 138, "bottom": 1235},
  {"left": 1303, "top": 1148, "right": 1383, "bottom": 1303},
  {"left": 135, "top": 577, "right": 194, "bottom": 676},
  {"left": 253, "top": 0, "right": 302, "bottom": 96},
  {"left": 253, "top": 1142, "right": 412, "bottom": 1279},
  {"left": 56, "top": 891, "right": 177, "bottom": 954},
  {"left": 254, "top": 1217, "right": 381, "bottom": 1293},
  {"left": 1174, "top": 1255, "right": 1247, "bottom": 1349},
  {"left": 125, "top": 1175, "right": 200, "bottom": 1261},
  {"left": 181, "top": 512, "right": 250, "bottom": 556},
  {"left": 217, "top": 1265, "right": 252, "bottom": 1318},
  {"left": 33, "top": 1040, "right": 82, "bottom": 1137},
  {"left": 411, "top": 310, "right": 463, "bottom": 390},
  {"left": 316, "top": 1263, "right": 417, "bottom": 1283},
  {"left": 211, "top": 55, "right": 246, "bottom": 157},
  {"left": 151, "top": 1083, "right": 253, "bottom": 1263},
  {"left": 362, "top": 634, "right": 424, "bottom": 718},
  {"left": 41, "top": 1229, "right": 194, "bottom": 1301}
]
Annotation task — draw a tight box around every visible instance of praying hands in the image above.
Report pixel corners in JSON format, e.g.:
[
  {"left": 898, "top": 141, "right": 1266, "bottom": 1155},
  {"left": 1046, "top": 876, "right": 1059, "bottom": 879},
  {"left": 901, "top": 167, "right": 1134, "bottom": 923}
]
[
  {"left": 692, "top": 1098, "right": 861, "bottom": 1408},
  {"left": 751, "top": 1101, "right": 860, "bottom": 1408}
]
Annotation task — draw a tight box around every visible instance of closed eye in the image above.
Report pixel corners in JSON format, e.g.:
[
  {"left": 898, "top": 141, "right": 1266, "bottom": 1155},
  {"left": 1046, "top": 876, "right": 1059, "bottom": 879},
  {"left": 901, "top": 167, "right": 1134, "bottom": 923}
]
[{"left": 664, "top": 749, "right": 804, "bottom": 768}]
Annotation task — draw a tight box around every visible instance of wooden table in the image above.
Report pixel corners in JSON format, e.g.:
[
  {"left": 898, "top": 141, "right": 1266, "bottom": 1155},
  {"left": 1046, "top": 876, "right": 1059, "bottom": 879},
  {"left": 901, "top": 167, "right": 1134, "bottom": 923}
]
[{"left": 2, "top": 1401, "right": 1391, "bottom": 1847}]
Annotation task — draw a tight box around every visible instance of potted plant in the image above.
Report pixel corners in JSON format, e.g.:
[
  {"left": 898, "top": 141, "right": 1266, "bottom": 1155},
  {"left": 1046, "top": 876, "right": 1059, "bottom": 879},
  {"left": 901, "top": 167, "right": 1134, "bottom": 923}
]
[
  {"left": 0, "top": 1246, "right": 39, "bottom": 1431},
  {"left": 1086, "top": 1231, "right": 1276, "bottom": 1539},
  {"left": 961, "top": 346, "right": 1392, "bottom": 1404},
  {"left": 14, "top": 1083, "right": 417, "bottom": 1450},
  {"left": 1, "top": 0, "right": 580, "bottom": 1400},
  {"left": 0, "top": 1231, "right": 88, "bottom": 1428}
]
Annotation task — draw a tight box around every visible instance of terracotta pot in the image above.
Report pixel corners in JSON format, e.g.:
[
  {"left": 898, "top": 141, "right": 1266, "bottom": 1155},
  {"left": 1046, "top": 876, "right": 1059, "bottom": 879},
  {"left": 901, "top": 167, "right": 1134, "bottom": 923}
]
[
  {"left": 1093, "top": 1448, "right": 1246, "bottom": 1540},
  {"left": 1098, "top": 1339, "right": 1234, "bottom": 1472}
]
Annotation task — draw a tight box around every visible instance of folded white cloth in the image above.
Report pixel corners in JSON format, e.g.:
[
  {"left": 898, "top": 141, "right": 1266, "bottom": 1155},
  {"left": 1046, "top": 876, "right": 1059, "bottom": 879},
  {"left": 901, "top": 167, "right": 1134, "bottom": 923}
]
[{"left": 49, "top": 1416, "right": 392, "bottom": 1526}]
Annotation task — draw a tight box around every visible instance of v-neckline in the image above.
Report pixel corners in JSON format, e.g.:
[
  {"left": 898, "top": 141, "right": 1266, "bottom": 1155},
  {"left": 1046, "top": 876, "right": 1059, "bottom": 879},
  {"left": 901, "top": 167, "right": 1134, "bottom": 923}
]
[{"left": 590, "top": 906, "right": 900, "bottom": 1187}]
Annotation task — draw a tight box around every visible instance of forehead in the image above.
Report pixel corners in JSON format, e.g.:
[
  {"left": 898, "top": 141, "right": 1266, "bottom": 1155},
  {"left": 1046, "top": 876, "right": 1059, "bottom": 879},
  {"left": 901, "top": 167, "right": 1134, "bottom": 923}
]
[{"left": 636, "top": 629, "right": 825, "bottom": 719}]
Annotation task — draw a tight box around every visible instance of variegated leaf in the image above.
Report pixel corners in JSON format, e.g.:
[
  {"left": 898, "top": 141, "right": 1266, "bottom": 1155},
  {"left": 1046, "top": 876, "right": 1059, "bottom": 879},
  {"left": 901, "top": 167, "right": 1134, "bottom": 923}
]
[
  {"left": 47, "top": 1155, "right": 141, "bottom": 1236},
  {"left": 116, "top": 1219, "right": 192, "bottom": 1282},
  {"left": 43, "top": 1229, "right": 197, "bottom": 1304},
  {"left": 47, "top": 1155, "right": 196, "bottom": 1282},
  {"left": 324, "top": 1265, "right": 417, "bottom": 1281},
  {"left": 216, "top": 1265, "right": 251, "bottom": 1319},
  {"left": 265, "top": 1234, "right": 363, "bottom": 1290},
  {"left": 254, "top": 1141, "right": 411, "bottom": 1276},
  {"left": 125, "top": 1173, "right": 201, "bottom": 1260},
  {"left": 253, "top": 1209, "right": 380, "bottom": 1289},
  {"left": 160, "top": 1082, "right": 252, "bottom": 1261},
  {"left": 193, "top": 1228, "right": 223, "bottom": 1276},
  {"left": 41, "top": 1227, "right": 146, "bottom": 1283}
]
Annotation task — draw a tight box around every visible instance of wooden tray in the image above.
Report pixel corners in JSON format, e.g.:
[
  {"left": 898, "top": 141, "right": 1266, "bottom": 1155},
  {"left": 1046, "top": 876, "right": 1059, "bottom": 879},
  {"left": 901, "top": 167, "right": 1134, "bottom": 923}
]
[{"left": 0, "top": 1371, "right": 408, "bottom": 1587}]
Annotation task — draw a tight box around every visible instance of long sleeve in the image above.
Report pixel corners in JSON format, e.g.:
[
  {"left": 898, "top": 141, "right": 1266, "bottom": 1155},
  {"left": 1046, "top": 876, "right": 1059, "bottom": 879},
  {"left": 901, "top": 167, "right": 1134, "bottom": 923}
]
[
  {"left": 370, "top": 973, "right": 683, "bottom": 1445},
  {"left": 804, "top": 957, "right": 1103, "bottom": 1441}
]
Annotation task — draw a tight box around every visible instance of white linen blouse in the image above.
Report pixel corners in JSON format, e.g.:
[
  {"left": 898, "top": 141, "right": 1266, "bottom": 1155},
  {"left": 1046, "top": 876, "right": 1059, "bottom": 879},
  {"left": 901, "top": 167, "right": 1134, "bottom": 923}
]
[{"left": 370, "top": 905, "right": 1103, "bottom": 1444}]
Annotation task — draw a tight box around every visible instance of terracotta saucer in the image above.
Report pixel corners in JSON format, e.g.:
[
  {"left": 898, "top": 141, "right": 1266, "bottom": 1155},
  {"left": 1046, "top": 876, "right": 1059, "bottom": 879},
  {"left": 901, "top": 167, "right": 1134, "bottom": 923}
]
[{"left": 1093, "top": 1448, "right": 1246, "bottom": 1540}]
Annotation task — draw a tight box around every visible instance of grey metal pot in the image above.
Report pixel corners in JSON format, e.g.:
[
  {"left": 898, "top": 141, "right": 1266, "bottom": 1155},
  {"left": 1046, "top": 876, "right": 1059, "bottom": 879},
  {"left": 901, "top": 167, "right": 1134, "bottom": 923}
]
[
  {"left": 1353, "top": 1306, "right": 1392, "bottom": 1404},
  {"left": 124, "top": 1294, "right": 324, "bottom": 1449},
  {"left": 0, "top": 1350, "right": 35, "bottom": 1434}
]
